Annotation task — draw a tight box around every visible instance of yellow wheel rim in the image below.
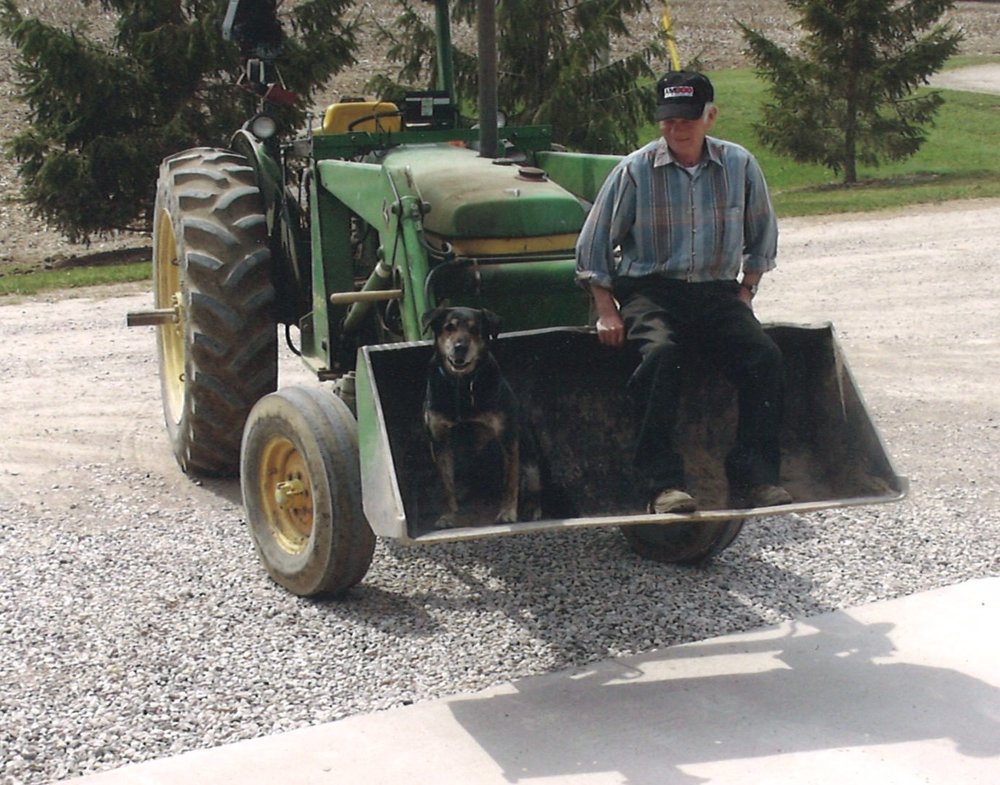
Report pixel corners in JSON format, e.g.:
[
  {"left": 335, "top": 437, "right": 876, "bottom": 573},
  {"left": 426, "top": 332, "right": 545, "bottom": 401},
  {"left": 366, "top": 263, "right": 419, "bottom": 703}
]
[
  {"left": 258, "top": 435, "right": 314, "bottom": 554},
  {"left": 154, "top": 208, "right": 185, "bottom": 425}
]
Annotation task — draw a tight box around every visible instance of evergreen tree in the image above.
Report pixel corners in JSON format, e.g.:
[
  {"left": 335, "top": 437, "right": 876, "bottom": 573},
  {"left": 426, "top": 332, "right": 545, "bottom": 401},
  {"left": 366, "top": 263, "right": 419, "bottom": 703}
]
[
  {"left": 740, "top": 0, "right": 962, "bottom": 184},
  {"left": 370, "top": 0, "right": 666, "bottom": 154},
  {"left": 0, "top": 0, "right": 357, "bottom": 241}
]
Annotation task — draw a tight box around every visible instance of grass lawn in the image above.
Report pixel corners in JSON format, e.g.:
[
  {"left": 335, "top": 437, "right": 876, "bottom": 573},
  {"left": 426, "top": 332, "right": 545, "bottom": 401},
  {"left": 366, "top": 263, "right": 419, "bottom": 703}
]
[
  {"left": 0, "top": 261, "right": 151, "bottom": 298},
  {"left": 682, "top": 64, "right": 1000, "bottom": 217}
]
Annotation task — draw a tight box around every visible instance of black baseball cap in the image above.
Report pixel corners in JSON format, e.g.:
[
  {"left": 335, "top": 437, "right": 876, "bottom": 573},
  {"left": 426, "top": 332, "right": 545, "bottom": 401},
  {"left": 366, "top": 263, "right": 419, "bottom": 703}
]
[{"left": 654, "top": 71, "right": 714, "bottom": 120}]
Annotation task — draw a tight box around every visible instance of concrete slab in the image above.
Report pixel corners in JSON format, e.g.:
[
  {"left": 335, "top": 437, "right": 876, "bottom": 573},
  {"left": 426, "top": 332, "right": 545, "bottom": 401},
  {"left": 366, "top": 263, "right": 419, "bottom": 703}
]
[{"left": 61, "top": 578, "right": 1000, "bottom": 785}]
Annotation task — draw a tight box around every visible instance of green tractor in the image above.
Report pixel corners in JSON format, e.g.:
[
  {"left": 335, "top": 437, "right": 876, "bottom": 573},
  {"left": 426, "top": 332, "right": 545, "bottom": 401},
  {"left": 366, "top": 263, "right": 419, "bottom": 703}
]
[{"left": 128, "top": 0, "right": 905, "bottom": 597}]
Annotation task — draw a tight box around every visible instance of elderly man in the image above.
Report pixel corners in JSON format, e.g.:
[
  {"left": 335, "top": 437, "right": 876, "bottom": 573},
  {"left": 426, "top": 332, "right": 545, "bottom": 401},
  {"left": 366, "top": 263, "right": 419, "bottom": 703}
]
[{"left": 576, "top": 70, "right": 792, "bottom": 513}]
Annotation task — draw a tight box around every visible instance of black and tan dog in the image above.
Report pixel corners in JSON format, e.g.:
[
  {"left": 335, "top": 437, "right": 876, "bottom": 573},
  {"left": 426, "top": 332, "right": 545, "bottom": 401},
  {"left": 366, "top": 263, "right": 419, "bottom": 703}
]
[{"left": 422, "top": 306, "right": 542, "bottom": 527}]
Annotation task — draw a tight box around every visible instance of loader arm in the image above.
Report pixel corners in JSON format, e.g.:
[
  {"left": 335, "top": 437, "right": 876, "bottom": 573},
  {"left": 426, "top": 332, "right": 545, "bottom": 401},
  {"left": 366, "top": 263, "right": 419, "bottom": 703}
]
[{"left": 315, "top": 158, "right": 431, "bottom": 343}]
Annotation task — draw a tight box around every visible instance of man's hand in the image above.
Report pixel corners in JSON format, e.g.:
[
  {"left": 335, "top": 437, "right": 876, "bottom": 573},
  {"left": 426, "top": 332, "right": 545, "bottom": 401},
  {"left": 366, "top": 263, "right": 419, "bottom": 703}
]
[
  {"left": 596, "top": 312, "right": 626, "bottom": 347},
  {"left": 739, "top": 273, "right": 762, "bottom": 308},
  {"left": 590, "top": 284, "right": 626, "bottom": 348}
]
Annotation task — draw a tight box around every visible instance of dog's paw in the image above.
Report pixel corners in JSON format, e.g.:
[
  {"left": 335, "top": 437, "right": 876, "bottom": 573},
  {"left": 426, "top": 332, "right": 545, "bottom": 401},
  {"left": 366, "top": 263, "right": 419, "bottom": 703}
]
[
  {"left": 433, "top": 512, "right": 461, "bottom": 529},
  {"left": 495, "top": 506, "right": 518, "bottom": 524},
  {"left": 525, "top": 505, "right": 543, "bottom": 522}
]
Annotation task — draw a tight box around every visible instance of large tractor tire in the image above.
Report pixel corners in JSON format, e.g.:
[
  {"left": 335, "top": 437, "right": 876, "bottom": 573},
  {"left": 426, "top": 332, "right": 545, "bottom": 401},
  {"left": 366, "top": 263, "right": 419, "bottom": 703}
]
[
  {"left": 152, "top": 147, "right": 277, "bottom": 476},
  {"left": 240, "top": 386, "right": 376, "bottom": 597},
  {"left": 620, "top": 519, "right": 745, "bottom": 565}
]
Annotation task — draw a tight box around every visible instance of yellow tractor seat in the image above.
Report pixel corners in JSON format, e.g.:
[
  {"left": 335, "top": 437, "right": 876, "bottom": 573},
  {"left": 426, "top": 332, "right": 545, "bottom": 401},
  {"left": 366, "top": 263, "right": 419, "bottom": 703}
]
[{"left": 320, "top": 101, "right": 401, "bottom": 134}]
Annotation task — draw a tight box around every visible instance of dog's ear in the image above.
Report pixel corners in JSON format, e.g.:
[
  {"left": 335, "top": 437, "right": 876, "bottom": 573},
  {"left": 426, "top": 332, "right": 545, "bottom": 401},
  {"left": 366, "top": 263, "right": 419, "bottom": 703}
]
[
  {"left": 480, "top": 309, "right": 502, "bottom": 342},
  {"left": 421, "top": 305, "right": 450, "bottom": 336}
]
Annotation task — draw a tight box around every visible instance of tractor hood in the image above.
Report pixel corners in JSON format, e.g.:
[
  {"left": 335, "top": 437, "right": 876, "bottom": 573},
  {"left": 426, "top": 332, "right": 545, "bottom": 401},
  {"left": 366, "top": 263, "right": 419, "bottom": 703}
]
[{"left": 379, "top": 145, "right": 587, "bottom": 254}]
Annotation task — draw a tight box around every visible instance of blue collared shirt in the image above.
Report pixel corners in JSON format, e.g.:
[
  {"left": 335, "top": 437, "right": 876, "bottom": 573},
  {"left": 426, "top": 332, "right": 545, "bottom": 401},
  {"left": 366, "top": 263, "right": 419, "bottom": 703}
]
[{"left": 575, "top": 136, "right": 778, "bottom": 290}]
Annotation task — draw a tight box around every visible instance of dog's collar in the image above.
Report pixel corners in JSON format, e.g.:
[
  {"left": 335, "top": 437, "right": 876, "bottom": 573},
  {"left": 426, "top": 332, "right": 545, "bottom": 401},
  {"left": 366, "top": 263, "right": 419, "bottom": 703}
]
[
  {"left": 435, "top": 356, "right": 497, "bottom": 413},
  {"left": 437, "top": 362, "right": 485, "bottom": 389}
]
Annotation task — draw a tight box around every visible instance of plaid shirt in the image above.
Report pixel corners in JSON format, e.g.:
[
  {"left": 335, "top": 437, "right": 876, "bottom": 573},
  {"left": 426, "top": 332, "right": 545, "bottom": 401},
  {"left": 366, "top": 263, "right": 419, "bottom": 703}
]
[{"left": 575, "top": 136, "right": 778, "bottom": 290}]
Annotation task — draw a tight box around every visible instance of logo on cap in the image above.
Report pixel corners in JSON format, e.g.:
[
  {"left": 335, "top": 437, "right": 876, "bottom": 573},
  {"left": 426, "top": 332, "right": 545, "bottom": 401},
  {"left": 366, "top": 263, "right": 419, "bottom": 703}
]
[{"left": 663, "top": 86, "right": 695, "bottom": 99}]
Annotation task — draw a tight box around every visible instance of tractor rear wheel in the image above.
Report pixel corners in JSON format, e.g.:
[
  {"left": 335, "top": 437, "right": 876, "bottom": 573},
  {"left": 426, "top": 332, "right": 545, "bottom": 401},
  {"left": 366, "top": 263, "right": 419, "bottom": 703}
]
[
  {"left": 152, "top": 147, "right": 277, "bottom": 476},
  {"left": 620, "top": 519, "right": 745, "bottom": 565},
  {"left": 240, "top": 386, "right": 375, "bottom": 597}
]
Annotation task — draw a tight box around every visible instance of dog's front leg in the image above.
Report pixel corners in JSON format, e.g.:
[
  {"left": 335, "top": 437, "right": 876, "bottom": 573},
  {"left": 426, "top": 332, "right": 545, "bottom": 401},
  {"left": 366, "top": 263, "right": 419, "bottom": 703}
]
[
  {"left": 431, "top": 441, "right": 461, "bottom": 528},
  {"left": 496, "top": 437, "right": 520, "bottom": 524},
  {"left": 434, "top": 443, "right": 459, "bottom": 513},
  {"left": 426, "top": 410, "right": 460, "bottom": 528}
]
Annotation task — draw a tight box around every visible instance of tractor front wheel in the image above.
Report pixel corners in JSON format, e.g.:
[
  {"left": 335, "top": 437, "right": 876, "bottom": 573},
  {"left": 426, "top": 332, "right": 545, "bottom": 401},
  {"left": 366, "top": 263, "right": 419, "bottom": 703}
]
[
  {"left": 152, "top": 147, "right": 277, "bottom": 476},
  {"left": 241, "top": 386, "right": 375, "bottom": 597}
]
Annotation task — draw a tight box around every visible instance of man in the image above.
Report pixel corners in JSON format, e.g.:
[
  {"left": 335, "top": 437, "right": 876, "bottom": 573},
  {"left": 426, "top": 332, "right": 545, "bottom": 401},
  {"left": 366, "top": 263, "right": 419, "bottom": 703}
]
[{"left": 575, "top": 70, "right": 792, "bottom": 514}]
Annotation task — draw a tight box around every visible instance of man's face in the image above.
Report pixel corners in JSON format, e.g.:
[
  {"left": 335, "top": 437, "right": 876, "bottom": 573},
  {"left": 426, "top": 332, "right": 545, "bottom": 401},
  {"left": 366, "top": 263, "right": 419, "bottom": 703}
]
[{"left": 658, "top": 105, "right": 717, "bottom": 164}]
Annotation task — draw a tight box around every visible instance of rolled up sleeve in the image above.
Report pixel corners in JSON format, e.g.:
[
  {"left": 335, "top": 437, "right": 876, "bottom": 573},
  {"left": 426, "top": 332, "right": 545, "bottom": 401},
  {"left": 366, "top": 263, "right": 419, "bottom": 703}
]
[
  {"left": 741, "top": 156, "right": 778, "bottom": 274},
  {"left": 576, "top": 164, "right": 635, "bottom": 290}
]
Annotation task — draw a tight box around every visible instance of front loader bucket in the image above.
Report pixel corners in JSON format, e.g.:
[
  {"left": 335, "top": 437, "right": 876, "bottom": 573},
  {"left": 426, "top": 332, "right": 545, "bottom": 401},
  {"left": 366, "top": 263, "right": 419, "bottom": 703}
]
[{"left": 355, "top": 324, "right": 906, "bottom": 543}]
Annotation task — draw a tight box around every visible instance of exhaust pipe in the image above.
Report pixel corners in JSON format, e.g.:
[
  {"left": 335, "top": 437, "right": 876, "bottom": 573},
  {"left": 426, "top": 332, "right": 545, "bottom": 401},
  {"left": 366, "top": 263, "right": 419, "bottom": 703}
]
[{"left": 477, "top": 0, "right": 498, "bottom": 159}]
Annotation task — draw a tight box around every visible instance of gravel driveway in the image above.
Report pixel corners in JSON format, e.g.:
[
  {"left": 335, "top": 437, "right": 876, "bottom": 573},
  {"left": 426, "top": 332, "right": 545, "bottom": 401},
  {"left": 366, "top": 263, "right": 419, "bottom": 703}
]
[{"left": 2, "top": 198, "right": 999, "bottom": 784}]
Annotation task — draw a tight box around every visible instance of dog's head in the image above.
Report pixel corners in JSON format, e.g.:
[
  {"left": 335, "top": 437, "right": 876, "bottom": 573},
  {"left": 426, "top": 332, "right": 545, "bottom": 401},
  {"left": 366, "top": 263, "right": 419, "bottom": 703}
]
[{"left": 422, "top": 306, "right": 501, "bottom": 376}]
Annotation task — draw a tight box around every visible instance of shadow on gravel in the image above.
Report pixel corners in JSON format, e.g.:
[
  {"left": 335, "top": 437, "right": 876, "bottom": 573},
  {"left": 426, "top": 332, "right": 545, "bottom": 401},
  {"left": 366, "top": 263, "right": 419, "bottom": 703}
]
[
  {"left": 317, "top": 513, "right": 835, "bottom": 674},
  {"left": 198, "top": 477, "right": 243, "bottom": 507}
]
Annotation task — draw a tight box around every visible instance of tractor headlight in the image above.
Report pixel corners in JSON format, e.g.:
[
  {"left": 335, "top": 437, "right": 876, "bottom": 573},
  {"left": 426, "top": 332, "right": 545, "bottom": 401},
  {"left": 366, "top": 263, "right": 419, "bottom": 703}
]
[{"left": 247, "top": 113, "right": 279, "bottom": 140}]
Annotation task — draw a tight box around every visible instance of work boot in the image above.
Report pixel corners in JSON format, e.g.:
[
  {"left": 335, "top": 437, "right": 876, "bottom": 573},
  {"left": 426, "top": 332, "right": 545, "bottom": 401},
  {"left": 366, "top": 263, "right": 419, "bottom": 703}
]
[
  {"left": 648, "top": 488, "right": 697, "bottom": 514},
  {"left": 730, "top": 484, "right": 793, "bottom": 509}
]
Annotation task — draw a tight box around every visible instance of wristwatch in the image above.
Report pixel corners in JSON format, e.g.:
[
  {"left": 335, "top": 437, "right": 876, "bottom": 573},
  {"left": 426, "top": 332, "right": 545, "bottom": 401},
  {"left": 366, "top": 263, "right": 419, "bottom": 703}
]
[{"left": 740, "top": 281, "right": 758, "bottom": 297}]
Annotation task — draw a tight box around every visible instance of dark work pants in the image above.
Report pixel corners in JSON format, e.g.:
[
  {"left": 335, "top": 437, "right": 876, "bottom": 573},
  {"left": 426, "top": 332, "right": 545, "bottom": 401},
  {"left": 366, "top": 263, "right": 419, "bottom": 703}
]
[{"left": 614, "top": 276, "right": 785, "bottom": 498}]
